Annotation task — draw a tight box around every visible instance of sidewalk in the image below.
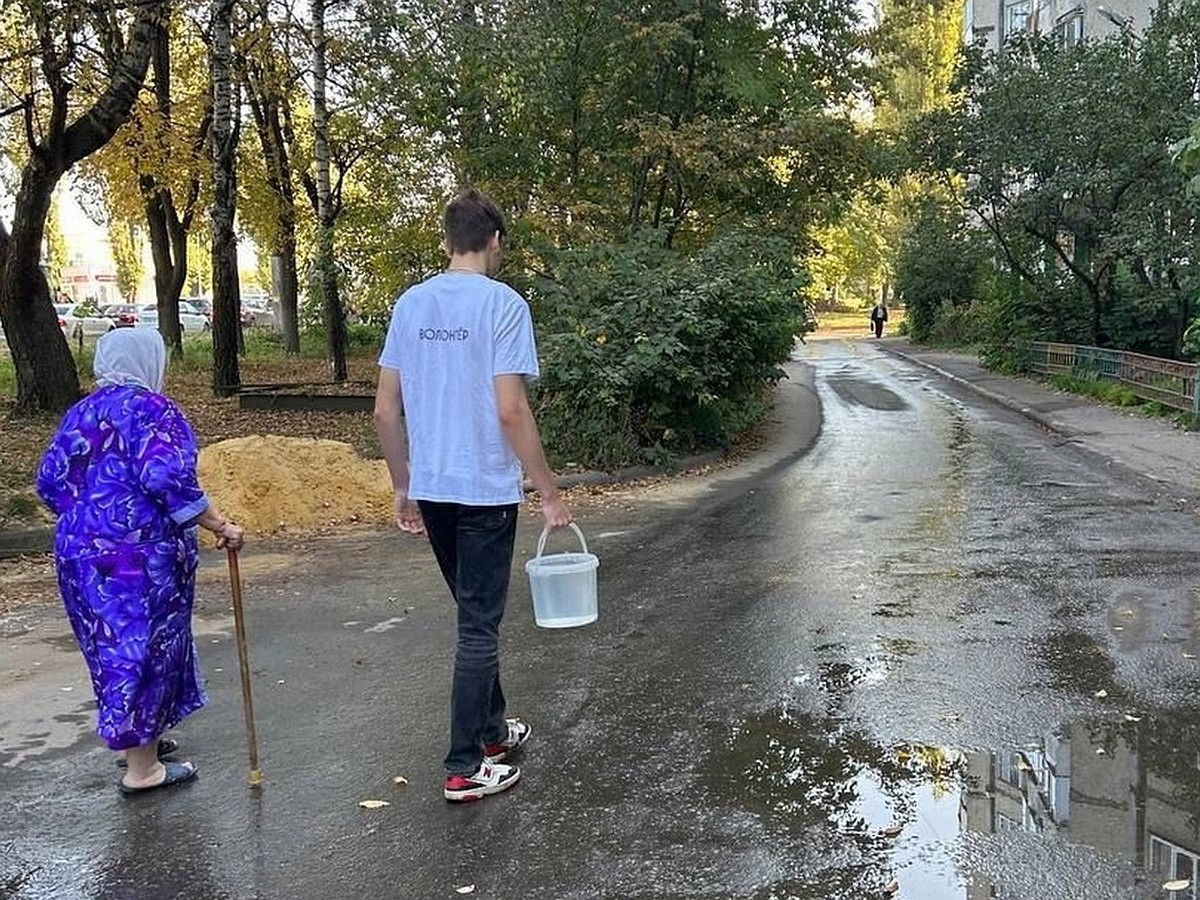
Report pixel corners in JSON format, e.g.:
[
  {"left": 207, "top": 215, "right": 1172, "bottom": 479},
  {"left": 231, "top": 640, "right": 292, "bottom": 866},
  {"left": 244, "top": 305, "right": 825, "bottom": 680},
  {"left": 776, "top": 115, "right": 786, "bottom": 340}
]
[{"left": 880, "top": 337, "right": 1200, "bottom": 495}]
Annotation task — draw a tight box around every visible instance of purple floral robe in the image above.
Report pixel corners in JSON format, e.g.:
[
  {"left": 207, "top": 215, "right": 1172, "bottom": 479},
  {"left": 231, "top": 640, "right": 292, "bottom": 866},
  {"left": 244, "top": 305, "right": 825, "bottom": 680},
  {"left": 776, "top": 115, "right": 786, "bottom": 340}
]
[{"left": 37, "top": 384, "right": 210, "bottom": 750}]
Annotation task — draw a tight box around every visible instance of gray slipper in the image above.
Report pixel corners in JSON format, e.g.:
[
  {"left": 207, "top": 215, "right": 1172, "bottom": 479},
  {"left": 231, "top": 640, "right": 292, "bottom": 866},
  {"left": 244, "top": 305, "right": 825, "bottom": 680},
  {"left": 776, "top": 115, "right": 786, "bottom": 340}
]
[{"left": 119, "top": 761, "right": 198, "bottom": 796}]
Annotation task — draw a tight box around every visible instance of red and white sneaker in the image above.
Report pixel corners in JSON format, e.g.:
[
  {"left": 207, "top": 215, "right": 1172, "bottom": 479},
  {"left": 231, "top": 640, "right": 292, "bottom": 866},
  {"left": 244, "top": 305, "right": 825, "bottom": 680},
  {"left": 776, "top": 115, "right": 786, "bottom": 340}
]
[
  {"left": 444, "top": 760, "right": 521, "bottom": 802},
  {"left": 484, "top": 718, "right": 532, "bottom": 763}
]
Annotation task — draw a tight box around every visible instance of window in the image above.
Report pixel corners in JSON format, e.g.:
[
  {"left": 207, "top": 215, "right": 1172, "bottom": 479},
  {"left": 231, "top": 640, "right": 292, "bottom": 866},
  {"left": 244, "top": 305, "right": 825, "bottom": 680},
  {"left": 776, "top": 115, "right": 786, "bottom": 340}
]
[
  {"left": 1005, "top": 0, "right": 1032, "bottom": 38},
  {"left": 1149, "top": 836, "right": 1200, "bottom": 899},
  {"left": 1055, "top": 10, "right": 1084, "bottom": 46}
]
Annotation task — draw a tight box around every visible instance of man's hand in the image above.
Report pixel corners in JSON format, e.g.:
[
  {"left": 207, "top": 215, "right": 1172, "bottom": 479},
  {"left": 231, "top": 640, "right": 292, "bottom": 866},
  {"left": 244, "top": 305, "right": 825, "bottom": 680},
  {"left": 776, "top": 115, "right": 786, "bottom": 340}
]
[
  {"left": 394, "top": 492, "right": 425, "bottom": 535},
  {"left": 540, "top": 493, "right": 573, "bottom": 532}
]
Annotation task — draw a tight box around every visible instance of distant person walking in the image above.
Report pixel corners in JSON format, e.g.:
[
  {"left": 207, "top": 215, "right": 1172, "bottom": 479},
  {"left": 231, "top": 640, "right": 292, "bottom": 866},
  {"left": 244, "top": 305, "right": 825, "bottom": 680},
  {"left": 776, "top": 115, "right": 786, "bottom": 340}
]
[
  {"left": 36, "top": 328, "right": 245, "bottom": 795},
  {"left": 870, "top": 302, "right": 889, "bottom": 338},
  {"left": 374, "top": 188, "right": 572, "bottom": 803}
]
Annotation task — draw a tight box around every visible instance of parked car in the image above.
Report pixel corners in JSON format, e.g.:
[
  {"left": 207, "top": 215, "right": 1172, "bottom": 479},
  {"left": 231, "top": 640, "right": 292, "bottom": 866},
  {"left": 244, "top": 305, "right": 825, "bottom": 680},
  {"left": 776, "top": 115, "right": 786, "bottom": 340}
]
[
  {"left": 185, "top": 295, "right": 258, "bottom": 327},
  {"left": 136, "top": 303, "right": 211, "bottom": 335},
  {"left": 180, "top": 300, "right": 212, "bottom": 332},
  {"left": 103, "top": 304, "right": 141, "bottom": 328},
  {"left": 58, "top": 302, "right": 116, "bottom": 340}
]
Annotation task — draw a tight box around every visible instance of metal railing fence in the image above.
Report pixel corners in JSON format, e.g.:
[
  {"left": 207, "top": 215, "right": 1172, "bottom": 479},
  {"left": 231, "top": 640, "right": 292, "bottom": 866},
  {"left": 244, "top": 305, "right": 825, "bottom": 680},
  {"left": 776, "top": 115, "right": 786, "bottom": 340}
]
[{"left": 1025, "top": 342, "right": 1200, "bottom": 415}]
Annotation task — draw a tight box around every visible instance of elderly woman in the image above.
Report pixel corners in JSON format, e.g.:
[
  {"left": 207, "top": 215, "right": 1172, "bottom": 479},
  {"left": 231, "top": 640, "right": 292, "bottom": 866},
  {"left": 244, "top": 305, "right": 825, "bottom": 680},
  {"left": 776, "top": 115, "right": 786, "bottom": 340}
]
[{"left": 36, "top": 328, "right": 244, "bottom": 796}]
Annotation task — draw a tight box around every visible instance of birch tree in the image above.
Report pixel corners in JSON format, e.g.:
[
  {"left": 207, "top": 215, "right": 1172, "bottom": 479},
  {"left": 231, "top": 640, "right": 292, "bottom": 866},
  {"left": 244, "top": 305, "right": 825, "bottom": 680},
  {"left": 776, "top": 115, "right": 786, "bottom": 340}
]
[{"left": 310, "top": 0, "right": 346, "bottom": 381}]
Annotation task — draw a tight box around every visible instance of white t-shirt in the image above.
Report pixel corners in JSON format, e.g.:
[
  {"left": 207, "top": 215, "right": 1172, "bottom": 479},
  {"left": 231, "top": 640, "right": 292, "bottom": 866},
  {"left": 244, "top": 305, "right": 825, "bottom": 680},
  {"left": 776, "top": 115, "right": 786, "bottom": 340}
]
[{"left": 378, "top": 271, "right": 540, "bottom": 505}]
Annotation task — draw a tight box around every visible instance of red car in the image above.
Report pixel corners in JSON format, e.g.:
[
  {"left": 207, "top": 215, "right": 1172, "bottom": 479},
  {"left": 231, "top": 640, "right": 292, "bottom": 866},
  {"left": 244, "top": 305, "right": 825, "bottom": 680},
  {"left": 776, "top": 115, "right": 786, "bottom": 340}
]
[{"left": 103, "top": 304, "right": 140, "bottom": 328}]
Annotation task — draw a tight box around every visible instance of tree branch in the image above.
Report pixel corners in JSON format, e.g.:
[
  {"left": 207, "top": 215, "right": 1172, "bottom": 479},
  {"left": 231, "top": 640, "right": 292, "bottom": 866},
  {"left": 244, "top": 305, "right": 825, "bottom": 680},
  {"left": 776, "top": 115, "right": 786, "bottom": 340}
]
[{"left": 62, "top": 1, "right": 167, "bottom": 167}]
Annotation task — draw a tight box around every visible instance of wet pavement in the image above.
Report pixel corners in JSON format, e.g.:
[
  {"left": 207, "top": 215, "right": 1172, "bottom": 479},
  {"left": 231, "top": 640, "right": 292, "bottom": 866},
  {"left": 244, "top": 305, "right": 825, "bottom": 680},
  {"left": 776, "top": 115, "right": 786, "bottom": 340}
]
[{"left": 3, "top": 338, "right": 1200, "bottom": 899}]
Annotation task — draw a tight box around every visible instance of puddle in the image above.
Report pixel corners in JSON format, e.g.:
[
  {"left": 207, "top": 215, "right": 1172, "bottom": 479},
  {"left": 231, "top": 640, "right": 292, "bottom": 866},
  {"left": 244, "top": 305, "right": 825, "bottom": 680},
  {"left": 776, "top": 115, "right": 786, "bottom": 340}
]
[
  {"left": 1035, "top": 629, "right": 1127, "bottom": 701},
  {"left": 827, "top": 376, "right": 909, "bottom": 412},
  {"left": 705, "top": 705, "right": 1200, "bottom": 899}
]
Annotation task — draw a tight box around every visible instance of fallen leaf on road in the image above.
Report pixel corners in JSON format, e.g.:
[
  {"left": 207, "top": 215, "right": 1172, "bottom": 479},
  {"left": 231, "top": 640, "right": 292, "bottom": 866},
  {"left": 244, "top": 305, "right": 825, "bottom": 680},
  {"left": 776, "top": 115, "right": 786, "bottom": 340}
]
[
  {"left": 393, "top": 776, "right": 408, "bottom": 786},
  {"left": 455, "top": 886, "right": 476, "bottom": 895},
  {"left": 1094, "top": 689, "right": 1108, "bottom": 698},
  {"left": 1164, "top": 879, "right": 1192, "bottom": 892},
  {"left": 358, "top": 800, "right": 390, "bottom": 809}
]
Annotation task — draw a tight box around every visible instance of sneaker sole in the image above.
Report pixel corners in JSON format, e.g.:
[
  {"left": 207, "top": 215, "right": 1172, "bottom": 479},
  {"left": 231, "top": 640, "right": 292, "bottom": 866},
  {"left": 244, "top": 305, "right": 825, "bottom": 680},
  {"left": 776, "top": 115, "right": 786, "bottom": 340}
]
[{"left": 444, "top": 767, "right": 521, "bottom": 802}]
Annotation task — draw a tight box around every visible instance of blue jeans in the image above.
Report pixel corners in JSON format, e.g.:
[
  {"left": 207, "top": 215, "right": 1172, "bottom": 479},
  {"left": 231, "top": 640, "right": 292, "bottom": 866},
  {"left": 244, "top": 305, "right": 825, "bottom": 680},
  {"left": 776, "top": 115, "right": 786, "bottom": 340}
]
[{"left": 419, "top": 501, "right": 519, "bottom": 775}]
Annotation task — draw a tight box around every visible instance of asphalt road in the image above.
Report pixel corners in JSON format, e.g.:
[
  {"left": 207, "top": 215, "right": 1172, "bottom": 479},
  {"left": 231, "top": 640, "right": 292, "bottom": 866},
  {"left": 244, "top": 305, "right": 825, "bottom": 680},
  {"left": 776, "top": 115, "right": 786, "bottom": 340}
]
[{"left": 2, "top": 339, "right": 1199, "bottom": 900}]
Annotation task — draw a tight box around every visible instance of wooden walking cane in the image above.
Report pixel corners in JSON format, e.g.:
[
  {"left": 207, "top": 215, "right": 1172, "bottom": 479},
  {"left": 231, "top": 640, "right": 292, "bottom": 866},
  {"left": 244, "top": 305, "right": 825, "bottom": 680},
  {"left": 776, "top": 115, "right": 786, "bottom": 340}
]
[{"left": 227, "top": 548, "right": 263, "bottom": 787}]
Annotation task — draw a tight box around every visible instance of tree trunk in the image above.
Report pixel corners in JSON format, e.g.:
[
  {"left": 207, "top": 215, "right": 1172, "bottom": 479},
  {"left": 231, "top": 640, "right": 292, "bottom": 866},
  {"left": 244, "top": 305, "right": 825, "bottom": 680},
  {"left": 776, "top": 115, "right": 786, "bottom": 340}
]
[
  {"left": 211, "top": 0, "right": 241, "bottom": 395},
  {"left": 0, "top": 0, "right": 166, "bottom": 413},
  {"left": 143, "top": 23, "right": 183, "bottom": 357},
  {"left": 144, "top": 182, "right": 183, "bottom": 356},
  {"left": 0, "top": 214, "right": 80, "bottom": 411},
  {"left": 455, "top": 0, "right": 487, "bottom": 184},
  {"left": 246, "top": 55, "right": 301, "bottom": 354},
  {"left": 274, "top": 238, "right": 300, "bottom": 352},
  {"left": 312, "top": 0, "right": 347, "bottom": 382}
]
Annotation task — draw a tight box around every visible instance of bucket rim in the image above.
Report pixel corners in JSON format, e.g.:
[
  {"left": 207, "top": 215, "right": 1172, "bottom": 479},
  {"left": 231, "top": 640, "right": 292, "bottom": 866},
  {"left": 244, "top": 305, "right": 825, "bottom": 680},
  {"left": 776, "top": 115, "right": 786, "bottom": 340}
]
[{"left": 525, "top": 553, "right": 599, "bottom": 573}]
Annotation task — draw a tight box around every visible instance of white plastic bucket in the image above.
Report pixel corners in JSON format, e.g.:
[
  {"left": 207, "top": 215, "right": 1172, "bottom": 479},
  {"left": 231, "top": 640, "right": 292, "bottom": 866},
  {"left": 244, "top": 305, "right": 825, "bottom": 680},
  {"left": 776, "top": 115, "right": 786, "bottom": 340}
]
[{"left": 525, "top": 523, "right": 599, "bottom": 628}]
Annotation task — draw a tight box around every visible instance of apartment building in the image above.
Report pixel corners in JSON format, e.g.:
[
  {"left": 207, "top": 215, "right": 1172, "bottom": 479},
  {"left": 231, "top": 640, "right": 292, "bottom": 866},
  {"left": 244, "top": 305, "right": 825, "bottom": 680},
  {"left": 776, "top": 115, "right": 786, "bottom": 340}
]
[
  {"left": 963, "top": 0, "right": 1157, "bottom": 51},
  {"left": 960, "top": 718, "right": 1200, "bottom": 899}
]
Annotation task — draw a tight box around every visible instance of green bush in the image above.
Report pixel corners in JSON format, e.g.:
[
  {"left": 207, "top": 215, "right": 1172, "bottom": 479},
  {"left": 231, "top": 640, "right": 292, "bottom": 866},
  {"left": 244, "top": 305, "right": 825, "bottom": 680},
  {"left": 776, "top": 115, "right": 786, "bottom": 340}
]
[
  {"left": 895, "top": 201, "right": 984, "bottom": 344},
  {"left": 526, "top": 229, "right": 809, "bottom": 470},
  {"left": 346, "top": 322, "right": 386, "bottom": 350},
  {"left": 924, "top": 301, "right": 983, "bottom": 347}
]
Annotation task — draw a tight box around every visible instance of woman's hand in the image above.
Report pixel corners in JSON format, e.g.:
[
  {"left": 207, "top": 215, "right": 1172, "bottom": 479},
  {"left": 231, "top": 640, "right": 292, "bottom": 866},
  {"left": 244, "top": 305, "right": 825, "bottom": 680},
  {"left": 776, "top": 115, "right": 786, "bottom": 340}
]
[{"left": 215, "top": 521, "right": 245, "bottom": 551}]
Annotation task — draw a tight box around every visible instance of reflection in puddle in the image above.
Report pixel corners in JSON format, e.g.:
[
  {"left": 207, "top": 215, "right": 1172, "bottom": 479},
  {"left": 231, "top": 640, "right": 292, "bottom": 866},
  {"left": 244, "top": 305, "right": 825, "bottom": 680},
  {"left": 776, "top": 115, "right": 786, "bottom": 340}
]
[{"left": 706, "top": 707, "right": 1200, "bottom": 899}]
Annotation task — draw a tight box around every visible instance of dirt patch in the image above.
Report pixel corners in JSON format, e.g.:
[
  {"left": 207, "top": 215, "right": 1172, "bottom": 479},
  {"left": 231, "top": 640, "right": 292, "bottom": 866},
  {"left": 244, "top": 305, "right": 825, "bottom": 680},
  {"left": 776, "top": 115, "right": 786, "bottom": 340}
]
[
  {"left": 198, "top": 435, "right": 392, "bottom": 536},
  {"left": 0, "top": 554, "right": 59, "bottom": 617}
]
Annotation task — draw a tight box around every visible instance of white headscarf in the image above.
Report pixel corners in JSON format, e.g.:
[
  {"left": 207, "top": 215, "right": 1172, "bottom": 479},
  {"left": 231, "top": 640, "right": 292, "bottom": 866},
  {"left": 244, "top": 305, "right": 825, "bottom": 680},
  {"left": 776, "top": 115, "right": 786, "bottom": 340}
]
[{"left": 94, "top": 328, "right": 167, "bottom": 393}]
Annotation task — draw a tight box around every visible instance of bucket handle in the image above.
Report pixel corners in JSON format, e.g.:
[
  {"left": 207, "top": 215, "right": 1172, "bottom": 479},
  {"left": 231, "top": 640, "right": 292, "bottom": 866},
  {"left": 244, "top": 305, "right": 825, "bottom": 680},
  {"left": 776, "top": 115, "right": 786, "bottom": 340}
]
[{"left": 535, "top": 522, "right": 588, "bottom": 559}]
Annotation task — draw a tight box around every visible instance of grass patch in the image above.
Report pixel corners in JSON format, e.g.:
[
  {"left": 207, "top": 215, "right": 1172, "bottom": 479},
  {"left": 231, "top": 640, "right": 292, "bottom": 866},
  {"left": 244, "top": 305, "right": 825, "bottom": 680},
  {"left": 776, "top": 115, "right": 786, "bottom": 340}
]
[
  {"left": 1047, "top": 370, "right": 1200, "bottom": 429},
  {"left": 1049, "top": 372, "right": 1142, "bottom": 407}
]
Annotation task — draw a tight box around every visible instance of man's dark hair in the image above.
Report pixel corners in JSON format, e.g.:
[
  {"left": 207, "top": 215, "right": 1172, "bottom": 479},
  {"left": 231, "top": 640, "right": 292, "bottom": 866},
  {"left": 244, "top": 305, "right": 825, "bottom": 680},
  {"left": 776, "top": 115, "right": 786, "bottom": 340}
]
[{"left": 444, "top": 189, "right": 506, "bottom": 255}]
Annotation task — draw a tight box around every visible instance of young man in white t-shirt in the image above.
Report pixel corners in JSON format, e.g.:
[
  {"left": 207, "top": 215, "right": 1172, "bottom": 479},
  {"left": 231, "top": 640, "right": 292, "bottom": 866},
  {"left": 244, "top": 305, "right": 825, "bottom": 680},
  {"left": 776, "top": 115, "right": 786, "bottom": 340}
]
[{"left": 374, "top": 189, "right": 572, "bottom": 802}]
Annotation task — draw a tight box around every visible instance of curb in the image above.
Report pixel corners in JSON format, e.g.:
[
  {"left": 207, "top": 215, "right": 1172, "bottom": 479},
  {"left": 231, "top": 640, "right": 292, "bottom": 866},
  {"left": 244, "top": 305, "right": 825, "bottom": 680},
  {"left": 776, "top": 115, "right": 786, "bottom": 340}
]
[
  {"left": 881, "top": 346, "right": 1074, "bottom": 438},
  {"left": 541, "top": 448, "right": 728, "bottom": 493},
  {"left": 0, "top": 527, "right": 54, "bottom": 560}
]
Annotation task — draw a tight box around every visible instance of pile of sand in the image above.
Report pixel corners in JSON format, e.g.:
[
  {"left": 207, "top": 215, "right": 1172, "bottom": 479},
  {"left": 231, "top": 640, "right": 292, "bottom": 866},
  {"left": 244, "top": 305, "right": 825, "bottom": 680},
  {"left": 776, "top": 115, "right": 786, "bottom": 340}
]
[{"left": 197, "top": 435, "right": 393, "bottom": 535}]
